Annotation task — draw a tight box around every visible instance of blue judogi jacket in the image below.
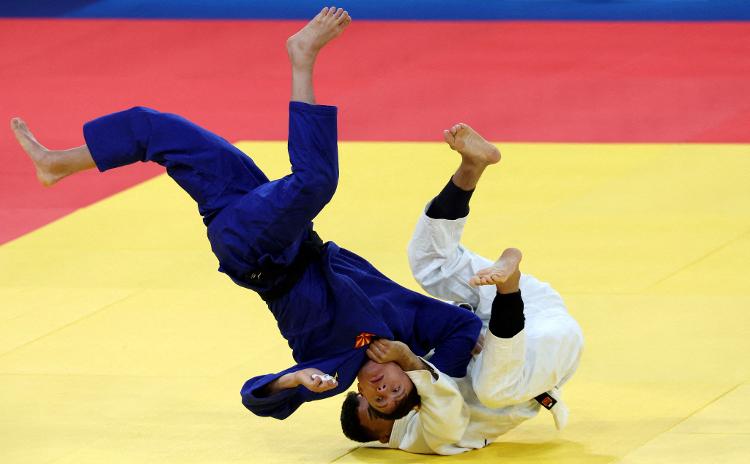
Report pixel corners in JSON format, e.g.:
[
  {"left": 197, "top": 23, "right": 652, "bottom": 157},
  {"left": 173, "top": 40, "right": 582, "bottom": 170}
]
[{"left": 240, "top": 242, "right": 482, "bottom": 419}]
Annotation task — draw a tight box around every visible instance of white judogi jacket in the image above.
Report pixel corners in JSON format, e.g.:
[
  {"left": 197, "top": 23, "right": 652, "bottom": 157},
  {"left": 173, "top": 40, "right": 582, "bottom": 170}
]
[{"left": 386, "top": 212, "right": 584, "bottom": 455}]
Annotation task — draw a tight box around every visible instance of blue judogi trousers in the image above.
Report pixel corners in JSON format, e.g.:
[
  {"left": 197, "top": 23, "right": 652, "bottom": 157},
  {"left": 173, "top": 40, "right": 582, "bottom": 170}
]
[
  {"left": 82, "top": 102, "right": 482, "bottom": 419},
  {"left": 84, "top": 102, "right": 337, "bottom": 286}
]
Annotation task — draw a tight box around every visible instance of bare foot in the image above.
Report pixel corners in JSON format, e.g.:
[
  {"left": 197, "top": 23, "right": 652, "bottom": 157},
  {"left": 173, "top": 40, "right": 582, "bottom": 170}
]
[
  {"left": 443, "top": 123, "right": 501, "bottom": 167},
  {"left": 10, "top": 117, "right": 62, "bottom": 186},
  {"left": 469, "top": 248, "right": 522, "bottom": 287},
  {"left": 287, "top": 6, "right": 351, "bottom": 69}
]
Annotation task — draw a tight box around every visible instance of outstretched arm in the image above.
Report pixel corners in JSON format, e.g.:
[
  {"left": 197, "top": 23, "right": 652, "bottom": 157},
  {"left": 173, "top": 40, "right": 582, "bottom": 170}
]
[
  {"left": 241, "top": 358, "right": 353, "bottom": 419},
  {"left": 259, "top": 367, "right": 338, "bottom": 396}
]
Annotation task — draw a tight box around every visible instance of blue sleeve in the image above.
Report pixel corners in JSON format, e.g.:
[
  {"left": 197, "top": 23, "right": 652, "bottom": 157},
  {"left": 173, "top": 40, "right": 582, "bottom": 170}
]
[
  {"left": 240, "top": 361, "right": 354, "bottom": 420},
  {"left": 240, "top": 372, "right": 307, "bottom": 420},
  {"left": 414, "top": 300, "right": 482, "bottom": 378}
]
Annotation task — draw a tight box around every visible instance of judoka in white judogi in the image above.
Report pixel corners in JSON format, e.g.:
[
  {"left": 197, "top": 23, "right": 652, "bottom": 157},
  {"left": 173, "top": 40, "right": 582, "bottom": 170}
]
[{"left": 347, "top": 209, "right": 584, "bottom": 455}]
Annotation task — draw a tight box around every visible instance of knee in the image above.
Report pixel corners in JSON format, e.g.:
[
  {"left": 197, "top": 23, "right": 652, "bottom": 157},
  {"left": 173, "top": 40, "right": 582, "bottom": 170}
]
[
  {"left": 472, "top": 367, "right": 524, "bottom": 410},
  {"left": 474, "top": 387, "right": 504, "bottom": 410},
  {"left": 126, "top": 106, "right": 160, "bottom": 118},
  {"left": 297, "top": 168, "right": 339, "bottom": 205},
  {"left": 474, "top": 384, "right": 519, "bottom": 410},
  {"left": 120, "top": 106, "right": 163, "bottom": 131}
]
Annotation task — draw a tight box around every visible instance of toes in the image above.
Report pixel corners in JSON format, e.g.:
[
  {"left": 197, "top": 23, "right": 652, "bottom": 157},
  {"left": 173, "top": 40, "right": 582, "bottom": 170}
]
[
  {"left": 489, "top": 273, "right": 505, "bottom": 283},
  {"left": 338, "top": 11, "right": 350, "bottom": 24},
  {"left": 472, "top": 267, "right": 511, "bottom": 285},
  {"left": 443, "top": 129, "right": 455, "bottom": 146},
  {"left": 334, "top": 7, "right": 344, "bottom": 18},
  {"left": 11, "top": 118, "right": 28, "bottom": 134},
  {"left": 470, "top": 272, "right": 495, "bottom": 287}
]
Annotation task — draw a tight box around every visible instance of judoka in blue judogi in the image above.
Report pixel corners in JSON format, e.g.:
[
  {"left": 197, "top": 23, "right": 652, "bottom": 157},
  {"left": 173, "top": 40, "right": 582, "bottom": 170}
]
[{"left": 81, "top": 101, "right": 481, "bottom": 419}]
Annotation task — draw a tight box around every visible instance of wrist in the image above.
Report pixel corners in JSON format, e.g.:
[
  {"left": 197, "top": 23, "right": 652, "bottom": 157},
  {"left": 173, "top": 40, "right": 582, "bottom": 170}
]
[{"left": 399, "top": 352, "right": 426, "bottom": 372}]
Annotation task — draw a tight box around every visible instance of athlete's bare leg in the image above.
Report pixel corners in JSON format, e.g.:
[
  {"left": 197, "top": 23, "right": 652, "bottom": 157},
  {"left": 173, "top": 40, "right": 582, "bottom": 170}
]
[
  {"left": 10, "top": 118, "right": 95, "bottom": 186},
  {"left": 469, "top": 247, "right": 522, "bottom": 293},
  {"left": 443, "top": 122, "right": 501, "bottom": 191},
  {"left": 286, "top": 6, "right": 351, "bottom": 104}
]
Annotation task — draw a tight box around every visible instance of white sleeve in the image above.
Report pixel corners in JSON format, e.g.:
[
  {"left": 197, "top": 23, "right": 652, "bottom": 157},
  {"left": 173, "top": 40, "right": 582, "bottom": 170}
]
[
  {"left": 407, "top": 209, "right": 494, "bottom": 308},
  {"left": 390, "top": 362, "right": 471, "bottom": 455}
]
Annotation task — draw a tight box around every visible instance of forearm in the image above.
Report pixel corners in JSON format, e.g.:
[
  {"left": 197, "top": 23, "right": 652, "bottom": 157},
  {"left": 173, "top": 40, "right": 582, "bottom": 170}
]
[
  {"left": 257, "top": 372, "right": 298, "bottom": 396},
  {"left": 241, "top": 373, "right": 304, "bottom": 419}
]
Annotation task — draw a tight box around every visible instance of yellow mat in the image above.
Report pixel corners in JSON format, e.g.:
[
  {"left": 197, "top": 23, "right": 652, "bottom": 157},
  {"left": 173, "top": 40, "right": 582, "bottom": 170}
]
[{"left": 1, "top": 142, "right": 749, "bottom": 463}]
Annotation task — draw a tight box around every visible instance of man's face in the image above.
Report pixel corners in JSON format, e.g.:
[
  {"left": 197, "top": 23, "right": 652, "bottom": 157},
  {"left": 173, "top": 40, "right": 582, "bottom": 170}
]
[
  {"left": 355, "top": 393, "right": 394, "bottom": 443},
  {"left": 357, "top": 360, "right": 414, "bottom": 415}
]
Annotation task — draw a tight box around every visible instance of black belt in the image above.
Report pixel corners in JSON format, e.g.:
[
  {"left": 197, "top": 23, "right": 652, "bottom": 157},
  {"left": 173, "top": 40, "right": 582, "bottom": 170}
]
[
  {"left": 535, "top": 392, "right": 557, "bottom": 410},
  {"left": 243, "top": 230, "right": 325, "bottom": 302}
]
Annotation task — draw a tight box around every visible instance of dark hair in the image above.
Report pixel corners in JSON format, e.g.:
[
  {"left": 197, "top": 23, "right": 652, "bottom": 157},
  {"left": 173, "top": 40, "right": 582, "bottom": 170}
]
[
  {"left": 340, "top": 392, "right": 376, "bottom": 443},
  {"left": 370, "top": 386, "right": 421, "bottom": 420}
]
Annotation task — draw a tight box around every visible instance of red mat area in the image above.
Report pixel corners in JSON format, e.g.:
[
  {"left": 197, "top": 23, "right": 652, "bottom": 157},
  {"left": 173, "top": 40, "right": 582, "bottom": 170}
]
[{"left": 1, "top": 19, "right": 749, "bottom": 244}]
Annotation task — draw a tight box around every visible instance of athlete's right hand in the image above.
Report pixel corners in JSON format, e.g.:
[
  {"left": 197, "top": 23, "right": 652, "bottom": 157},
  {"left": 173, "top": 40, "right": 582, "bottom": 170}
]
[
  {"left": 294, "top": 367, "right": 338, "bottom": 393},
  {"left": 366, "top": 339, "right": 410, "bottom": 365}
]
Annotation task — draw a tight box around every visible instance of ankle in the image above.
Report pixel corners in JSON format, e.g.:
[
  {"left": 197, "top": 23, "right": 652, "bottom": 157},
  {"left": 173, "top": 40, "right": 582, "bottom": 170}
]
[
  {"left": 452, "top": 165, "right": 484, "bottom": 190},
  {"left": 496, "top": 269, "right": 521, "bottom": 294}
]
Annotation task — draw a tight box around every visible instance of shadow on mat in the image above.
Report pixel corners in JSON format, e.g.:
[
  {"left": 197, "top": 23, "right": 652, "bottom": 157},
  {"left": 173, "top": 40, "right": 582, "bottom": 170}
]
[{"left": 347, "top": 439, "right": 617, "bottom": 463}]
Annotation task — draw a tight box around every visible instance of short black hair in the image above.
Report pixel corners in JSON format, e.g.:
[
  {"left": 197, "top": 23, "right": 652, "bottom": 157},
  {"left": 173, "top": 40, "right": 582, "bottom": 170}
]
[
  {"left": 370, "top": 386, "right": 421, "bottom": 420},
  {"left": 340, "top": 392, "right": 376, "bottom": 443}
]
